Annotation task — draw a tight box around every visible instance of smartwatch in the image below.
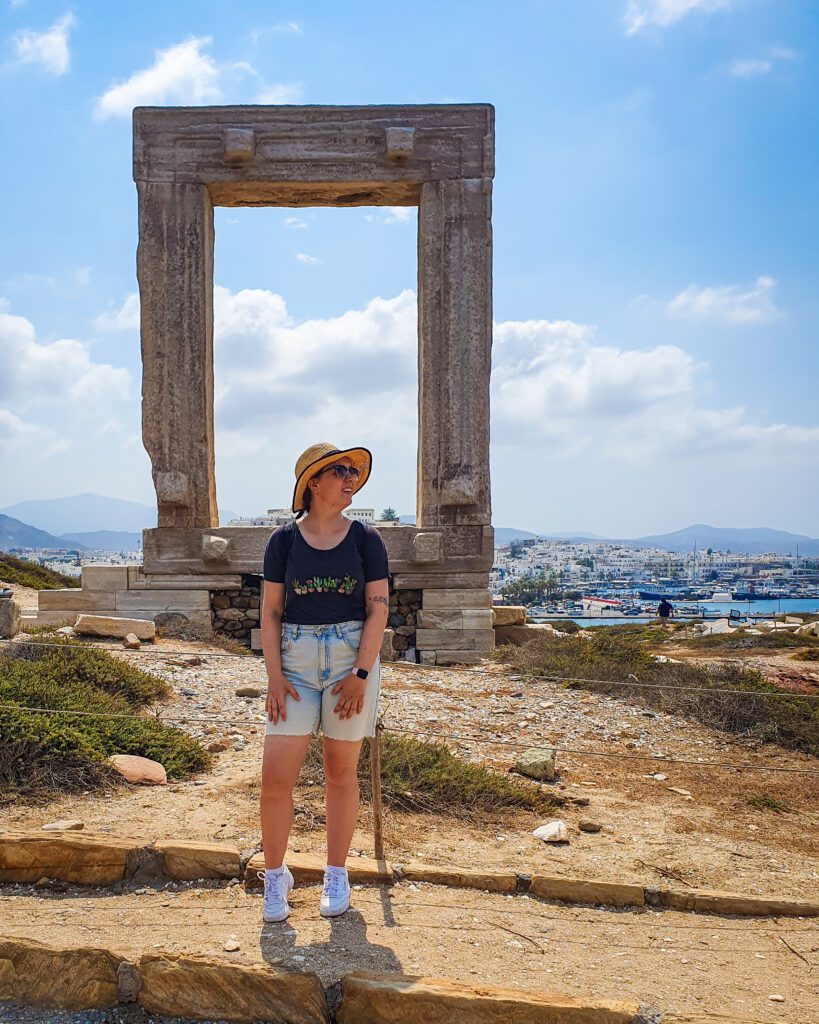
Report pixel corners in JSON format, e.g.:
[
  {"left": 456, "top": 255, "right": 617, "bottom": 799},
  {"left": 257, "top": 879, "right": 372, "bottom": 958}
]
[{"left": 353, "top": 667, "right": 369, "bottom": 680}]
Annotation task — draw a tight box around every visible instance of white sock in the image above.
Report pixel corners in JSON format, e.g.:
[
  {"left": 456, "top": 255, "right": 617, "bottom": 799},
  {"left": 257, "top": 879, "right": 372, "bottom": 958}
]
[
  {"left": 265, "top": 864, "right": 286, "bottom": 876},
  {"left": 325, "top": 864, "right": 348, "bottom": 875}
]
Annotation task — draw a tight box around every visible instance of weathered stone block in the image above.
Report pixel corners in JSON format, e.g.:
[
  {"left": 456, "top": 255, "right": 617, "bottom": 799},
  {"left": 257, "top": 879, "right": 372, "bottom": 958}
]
[
  {"left": 495, "top": 623, "right": 555, "bottom": 645},
  {"left": 384, "top": 125, "right": 415, "bottom": 160},
  {"left": 338, "top": 973, "right": 640, "bottom": 1024},
  {"left": 74, "top": 615, "right": 156, "bottom": 640},
  {"left": 137, "top": 953, "right": 329, "bottom": 1023},
  {"left": 0, "top": 938, "right": 121, "bottom": 1010},
  {"left": 0, "top": 831, "right": 142, "bottom": 885},
  {"left": 529, "top": 875, "right": 645, "bottom": 909},
  {"left": 433, "top": 650, "right": 485, "bottom": 665},
  {"left": 423, "top": 589, "right": 493, "bottom": 609},
  {"left": 401, "top": 863, "right": 516, "bottom": 893},
  {"left": 492, "top": 605, "right": 526, "bottom": 626},
  {"left": 223, "top": 127, "right": 255, "bottom": 162},
  {"left": 81, "top": 566, "right": 129, "bottom": 590},
  {"left": 245, "top": 851, "right": 392, "bottom": 888},
  {"left": 39, "top": 589, "right": 116, "bottom": 611},
  {"left": 411, "top": 532, "right": 442, "bottom": 562},
  {"left": 202, "top": 534, "right": 231, "bottom": 564},
  {"left": 0, "top": 596, "right": 22, "bottom": 638},
  {"left": 155, "top": 840, "right": 241, "bottom": 881},
  {"left": 417, "top": 609, "right": 494, "bottom": 629},
  {"left": 116, "top": 590, "right": 210, "bottom": 612},
  {"left": 415, "top": 628, "right": 494, "bottom": 651}
]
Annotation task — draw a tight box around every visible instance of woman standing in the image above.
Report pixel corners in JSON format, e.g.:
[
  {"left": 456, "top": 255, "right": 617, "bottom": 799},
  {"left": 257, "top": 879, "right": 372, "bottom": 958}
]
[{"left": 259, "top": 442, "right": 389, "bottom": 922}]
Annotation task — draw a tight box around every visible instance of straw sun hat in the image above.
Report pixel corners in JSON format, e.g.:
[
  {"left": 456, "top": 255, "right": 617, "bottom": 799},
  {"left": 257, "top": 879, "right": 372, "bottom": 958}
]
[{"left": 291, "top": 442, "right": 372, "bottom": 513}]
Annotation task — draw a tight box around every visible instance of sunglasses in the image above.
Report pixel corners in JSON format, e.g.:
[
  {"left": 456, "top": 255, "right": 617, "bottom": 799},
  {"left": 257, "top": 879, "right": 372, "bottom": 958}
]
[{"left": 317, "top": 464, "right": 361, "bottom": 482}]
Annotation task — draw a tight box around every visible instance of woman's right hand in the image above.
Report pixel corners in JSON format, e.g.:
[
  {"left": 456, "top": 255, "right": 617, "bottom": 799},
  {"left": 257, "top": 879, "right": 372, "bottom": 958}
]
[{"left": 266, "top": 672, "right": 300, "bottom": 724}]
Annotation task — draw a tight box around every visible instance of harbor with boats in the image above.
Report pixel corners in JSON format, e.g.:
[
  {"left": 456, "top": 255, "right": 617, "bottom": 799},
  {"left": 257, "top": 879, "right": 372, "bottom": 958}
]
[{"left": 492, "top": 535, "right": 819, "bottom": 626}]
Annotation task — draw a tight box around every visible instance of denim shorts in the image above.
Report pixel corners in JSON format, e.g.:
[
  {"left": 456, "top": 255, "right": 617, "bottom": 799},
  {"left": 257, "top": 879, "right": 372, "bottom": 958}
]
[{"left": 264, "top": 620, "right": 380, "bottom": 741}]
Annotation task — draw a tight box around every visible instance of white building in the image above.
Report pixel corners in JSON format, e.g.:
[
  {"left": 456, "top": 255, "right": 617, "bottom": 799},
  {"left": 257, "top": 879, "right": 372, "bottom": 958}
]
[{"left": 229, "top": 508, "right": 376, "bottom": 527}]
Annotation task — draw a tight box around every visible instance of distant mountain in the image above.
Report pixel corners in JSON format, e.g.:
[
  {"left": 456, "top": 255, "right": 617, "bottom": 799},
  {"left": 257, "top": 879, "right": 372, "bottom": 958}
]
[
  {"left": 0, "top": 513, "right": 87, "bottom": 552},
  {"left": 1, "top": 493, "right": 155, "bottom": 535},
  {"left": 626, "top": 524, "right": 819, "bottom": 556},
  {"left": 61, "top": 531, "right": 142, "bottom": 551}
]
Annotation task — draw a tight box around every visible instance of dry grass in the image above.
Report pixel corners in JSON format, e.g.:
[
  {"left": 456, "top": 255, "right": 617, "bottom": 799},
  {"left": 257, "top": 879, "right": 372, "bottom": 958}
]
[
  {"left": 302, "top": 733, "right": 559, "bottom": 818},
  {"left": 493, "top": 629, "right": 819, "bottom": 756}
]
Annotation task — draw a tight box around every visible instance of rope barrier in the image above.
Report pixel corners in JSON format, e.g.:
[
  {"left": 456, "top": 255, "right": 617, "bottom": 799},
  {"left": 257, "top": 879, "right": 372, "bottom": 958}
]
[
  {"left": 383, "top": 725, "right": 819, "bottom": 774},
  {"left": 2, "top": 637, "right": 817, "bottom": 700},
  {"left": 1, "top": 702, "right": 817, "bottom": 775}
]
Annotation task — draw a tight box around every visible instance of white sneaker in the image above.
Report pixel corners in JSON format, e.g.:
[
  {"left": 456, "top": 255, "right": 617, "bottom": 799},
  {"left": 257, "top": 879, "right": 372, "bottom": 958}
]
[
  {"left": 320, "top": 867, "right": 350, "bottom": 917},
  {"left": 258, "top": 865, "right": 294, "bottom": 923}
]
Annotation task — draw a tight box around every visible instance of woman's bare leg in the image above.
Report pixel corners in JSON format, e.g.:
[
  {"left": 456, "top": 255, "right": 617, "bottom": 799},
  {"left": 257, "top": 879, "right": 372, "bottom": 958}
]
[
  {"left": 323, "top": 737, "right": 364, "bottom": 867},
  {"left": 260, "top": 734, "right": 312, "bottom": 869}
]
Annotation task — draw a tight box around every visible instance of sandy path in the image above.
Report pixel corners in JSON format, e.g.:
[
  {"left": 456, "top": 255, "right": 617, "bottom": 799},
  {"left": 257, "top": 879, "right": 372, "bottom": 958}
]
[{"left": 1, "top": 879, "right": 817, "bottom": 1022}]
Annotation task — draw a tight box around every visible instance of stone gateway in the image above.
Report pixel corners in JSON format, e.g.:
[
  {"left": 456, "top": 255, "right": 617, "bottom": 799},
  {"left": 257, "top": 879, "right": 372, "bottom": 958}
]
[{"left": 38, "top": 104, "right": 497, "bottom": 665}]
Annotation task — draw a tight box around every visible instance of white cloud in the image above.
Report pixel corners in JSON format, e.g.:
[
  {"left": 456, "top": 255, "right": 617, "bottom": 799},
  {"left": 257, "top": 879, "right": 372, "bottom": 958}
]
[
  {"left": 94, "top": 293, "right": 140, "bottom": 333},
  {"left": 94, "top": 37, "right": 223, "bottom": 119},
  {"left": 257, "top": 82, "right": 303, "bottom": 104},
  {"left": 296, "top": 252, "right": 322, "bottom": 265},
  {"left": 729, "top": 46, "right": 797, "bottom": 78},
  {"left": 0, "top": 304, "right": 130, "bottom": 408},
  {"left": 250, "top": 21, "right": 303, "bottom": 44},
  {"left": 284, "top": 216, "right": 308, "bottom": 230},
  {"left": 364, "top": 207, "right": 416, "bottom": 225},
  {"left": 0, "top": 409, "right": 68, "bottom": 459},
  {"left": 623, "top": 0, "right": 731, "bottom": 35},
  {"left": 209, "top": 286, "right": 818, "bottom": 492},
  {"left": 12, "top": 11, "right": 75, "bottom": 75},
  {"left": 667, "top": 275, "right": 783, "bottom": 325},
  {"left": 730, "top": 58, "right": 771, "bottom": 78}
]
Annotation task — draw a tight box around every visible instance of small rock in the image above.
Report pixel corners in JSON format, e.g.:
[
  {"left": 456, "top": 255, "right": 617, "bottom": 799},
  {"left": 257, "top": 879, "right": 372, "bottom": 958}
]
[
  {"left": 180, "top": 687, "right": 196, "bottom": 697},
  {"left": 649, "top": 773, "right": 668, "bottom": 781},
  {"left": 223, "top": 936, "right": 241, "bottom": 952},
  {"left": 532, "top": 820, "right": 569, "bottom": 843},
  {"left": 514, "top": 745, "right": 557, "bottom": 782},
  {"left": 235, "top": 686, "right": 263, "bottom": 698},
  {"left": 123, "top": 633, "right": 141, "bottom": 650},
  {"left": 667, "top": 786, "right": 693, "bottom": 798},
  {"left": 578, "top": 819, "right": 602, "bottom": 833},
  {"left": 56, "top": 626, "right": 75, "bottom": 636},
  {"left": 768, "top": 995, "right": 785, "bottom": 1002},
  {"left": 41, "top": 820, "right": 84, "bottom": 831},
  {"left": 207, "top": 739, "right": 231, "bottom": 753},
  {"left": 108, "top": 754, "right": 167, "bottom": 785},
  {"left": 203, "top": 725, "right": 218, "bottom": 735}
]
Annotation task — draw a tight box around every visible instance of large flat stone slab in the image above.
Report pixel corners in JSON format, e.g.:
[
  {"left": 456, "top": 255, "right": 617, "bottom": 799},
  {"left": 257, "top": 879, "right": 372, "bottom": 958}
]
[
  {"left": 338, "top": 972, "right": 641, "bottom": 1024},
  {"left": 0, "top": 938, "right": 120, "bottom": 1010},
  {"left": 137, "top": 952, "right": 330, "bottom": 1023},
  {"left": 0, "top": 831, "right": 143, "bottom": 885},
  {"left": 647, "top": 887, "right": 819, "bottom": 917},
  {"left": 245, "top": 851, "right": 393, "bottom": 889},
  {"left": 530, "top": 875, "right": 645, "bottom": 909},
  {"left": 401, "top": 862, "right": 517, "bottom": 893},
  {"left": 74, "top": 614, "right": 156, "bottom": 640},
  {"left": 155, "top": 840, "right": 242, "bottom": 880}
]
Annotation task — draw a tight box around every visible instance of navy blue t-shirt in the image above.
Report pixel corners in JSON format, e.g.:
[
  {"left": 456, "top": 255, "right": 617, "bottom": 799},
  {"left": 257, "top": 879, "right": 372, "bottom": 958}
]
[{"left": 263, "top": 520, "right": 390, "bottom": 625}]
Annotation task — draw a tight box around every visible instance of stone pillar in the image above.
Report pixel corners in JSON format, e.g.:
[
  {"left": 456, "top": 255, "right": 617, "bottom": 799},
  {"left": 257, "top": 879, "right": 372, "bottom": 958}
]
[
  {"left": 137, "top": 182, "right": 217, "bottom": 528},
  {"left": 417, "top": 177, "right": 493, "bottom": 527}
]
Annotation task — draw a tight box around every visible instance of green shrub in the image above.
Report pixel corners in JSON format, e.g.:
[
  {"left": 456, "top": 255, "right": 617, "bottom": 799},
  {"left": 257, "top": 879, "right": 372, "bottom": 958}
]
[
  {"left": 0, "top": 554, "right": 80, "bottom": 590},
  {"left": 0, "top": 639, "right": 209, "bottom": 796},
  {"left": 493, "top": 629, "right": 819, "bottom": 757}
]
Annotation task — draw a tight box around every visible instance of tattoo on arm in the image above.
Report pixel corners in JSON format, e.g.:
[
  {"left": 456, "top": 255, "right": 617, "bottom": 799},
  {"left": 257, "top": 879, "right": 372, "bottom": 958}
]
[{"left": 368, "top": 595, "right": 388, "bottom": 607}]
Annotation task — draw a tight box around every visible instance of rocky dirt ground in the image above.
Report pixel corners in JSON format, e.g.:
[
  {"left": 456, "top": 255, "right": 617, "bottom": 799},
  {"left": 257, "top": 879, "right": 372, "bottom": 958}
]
[{"left": 2, "top": 594, "right": 818, "bottom": 1021}]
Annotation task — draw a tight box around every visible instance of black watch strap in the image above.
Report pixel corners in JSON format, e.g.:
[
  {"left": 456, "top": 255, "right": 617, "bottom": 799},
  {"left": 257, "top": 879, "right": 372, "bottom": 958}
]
[{"left": 354, "top": 667, "right": 369, "bottom": 680}]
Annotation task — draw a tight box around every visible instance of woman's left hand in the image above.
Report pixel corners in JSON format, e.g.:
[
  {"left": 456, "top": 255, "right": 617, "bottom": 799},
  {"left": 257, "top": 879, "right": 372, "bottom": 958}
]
[{"left": 331, "top": 673, "right": 367, "bottom": 718}]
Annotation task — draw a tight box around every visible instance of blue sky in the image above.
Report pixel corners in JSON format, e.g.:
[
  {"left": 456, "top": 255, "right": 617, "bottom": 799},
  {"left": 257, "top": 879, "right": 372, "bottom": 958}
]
[{"left": 1, "top": 0, "right": 817, "bottom": 537}]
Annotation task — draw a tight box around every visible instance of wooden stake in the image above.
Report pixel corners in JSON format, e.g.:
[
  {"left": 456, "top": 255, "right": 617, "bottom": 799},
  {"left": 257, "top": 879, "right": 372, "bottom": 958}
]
[{"left": 370, "top": 723, "right": 385, "bottom": 862}]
